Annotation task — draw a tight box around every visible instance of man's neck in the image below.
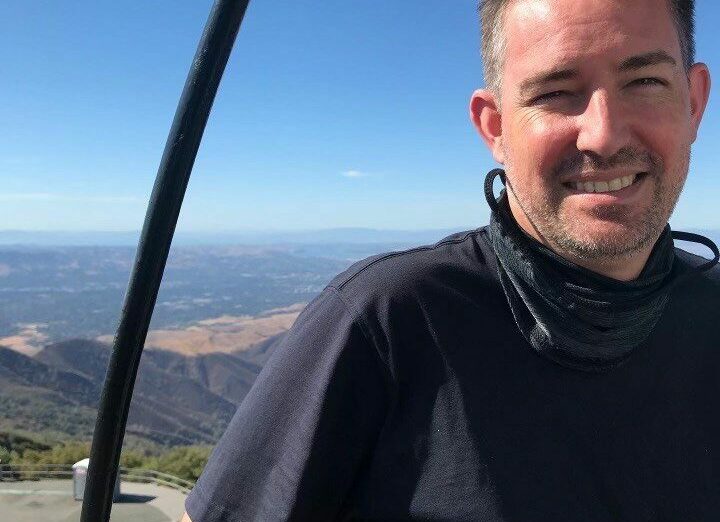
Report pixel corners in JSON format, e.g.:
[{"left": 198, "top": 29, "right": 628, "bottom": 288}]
[{"left": 507, "top": 196, "right": 655, "bottom": 282}]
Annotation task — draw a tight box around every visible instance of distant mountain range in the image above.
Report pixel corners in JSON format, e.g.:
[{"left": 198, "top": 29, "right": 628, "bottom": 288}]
[
  {"left": 1, "top": 227, "right": 716, "bottom": 254},
  {"left": 0, "top": 228, "right": 464, "bottom": 247},
  {"left": 0, "top": 334, "right": 286, "bottom": 446}
]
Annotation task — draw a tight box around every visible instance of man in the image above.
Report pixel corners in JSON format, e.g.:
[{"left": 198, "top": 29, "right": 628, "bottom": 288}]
[{"left": 183, "top": 0, "right": 718, "bottom": 519}]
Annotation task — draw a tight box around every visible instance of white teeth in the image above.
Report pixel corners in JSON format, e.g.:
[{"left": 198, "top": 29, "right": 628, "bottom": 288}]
[
  {"left": 621, "top": 174, "right": 635, "bottom": 188},
  {"left": 574, "top": 174, "right": 638, "bottom": 193}
]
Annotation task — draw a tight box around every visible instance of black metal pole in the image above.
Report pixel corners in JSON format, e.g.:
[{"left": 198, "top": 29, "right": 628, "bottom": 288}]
[{"left": 81, "top": 1, "right": 250, "bottom": 520}]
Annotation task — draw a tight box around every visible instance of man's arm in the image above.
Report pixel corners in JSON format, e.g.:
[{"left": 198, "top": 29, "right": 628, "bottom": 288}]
[
  {"left": 183, "top": 286, "right": 391, "bottom": 521},
  {"left": 180, "top": 513, "right": 192, "bottom": 522}
]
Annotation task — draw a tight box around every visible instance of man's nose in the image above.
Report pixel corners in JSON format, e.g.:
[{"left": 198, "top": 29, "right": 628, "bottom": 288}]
[{"left": 575, "top": 89, "right": 630, "bottom": 159}]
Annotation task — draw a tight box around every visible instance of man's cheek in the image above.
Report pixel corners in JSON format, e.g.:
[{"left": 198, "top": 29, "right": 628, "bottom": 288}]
[{"left": 519, "top": 126, "right": 566, "bottom": 165}]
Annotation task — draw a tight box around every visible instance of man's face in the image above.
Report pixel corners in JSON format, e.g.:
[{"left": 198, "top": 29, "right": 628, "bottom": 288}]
[{"left": 491, "top": 0, "right": 707, "bottom": 261}]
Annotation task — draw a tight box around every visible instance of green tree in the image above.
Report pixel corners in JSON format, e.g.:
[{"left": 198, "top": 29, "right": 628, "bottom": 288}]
[
  {"left": 154, "top": 445, "right": 213, "bottom": 482},
  {"left": 0, "top": 445, "right": 11, "bottom": 464},
  {"left": 119, "top": 449, "right": 148, "bottom": 469},
  {"left": 17, "top": 441, "right": 90, "bottom": 465}
]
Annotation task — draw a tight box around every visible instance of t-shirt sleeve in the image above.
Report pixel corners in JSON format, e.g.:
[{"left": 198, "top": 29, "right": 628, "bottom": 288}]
[{"left": 185, "top": 285, "right": 391, "bottom": 521}]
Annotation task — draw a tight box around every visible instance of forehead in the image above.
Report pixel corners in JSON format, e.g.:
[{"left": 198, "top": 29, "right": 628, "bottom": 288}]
[{"left": 502, "top": 0, "right": 681, "bottom": 82}]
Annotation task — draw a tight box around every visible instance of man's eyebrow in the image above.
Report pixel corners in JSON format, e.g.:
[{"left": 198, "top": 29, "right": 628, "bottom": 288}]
[
  {"left": 515, "top": 50, "right": 677, "bottom": 100},
  {"left": 618, "top": 50, "right": 677, "bottom": 71},
  {"left": 518, "top": 68, "right": 579, "bottom": 98}
]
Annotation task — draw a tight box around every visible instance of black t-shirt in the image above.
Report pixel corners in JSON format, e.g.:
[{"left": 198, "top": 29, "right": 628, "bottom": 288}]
[{"left": 185, "top": 227, "right": 720, "bottom": 521}]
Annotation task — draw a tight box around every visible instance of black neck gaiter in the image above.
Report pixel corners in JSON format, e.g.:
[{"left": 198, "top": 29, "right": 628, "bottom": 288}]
[{"left": 484, "top": 168, "right": 719, "bottom": 372}]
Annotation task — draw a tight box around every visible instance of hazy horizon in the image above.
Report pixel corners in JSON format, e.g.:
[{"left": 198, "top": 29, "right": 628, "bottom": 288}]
[{"left": 0, "top": 226, "right": 473, "bottom": 247}]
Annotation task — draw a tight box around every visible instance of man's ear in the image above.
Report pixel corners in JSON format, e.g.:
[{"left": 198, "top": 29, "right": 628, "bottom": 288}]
[
  {"left": 687, "top": 62, "right": 711, "bottom": 142},
  {"left": 470, "top": 89, "right": 505, "bottom": 164}
]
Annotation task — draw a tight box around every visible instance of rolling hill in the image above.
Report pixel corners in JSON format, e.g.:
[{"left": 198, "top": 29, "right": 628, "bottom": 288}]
[{"left": 0, "top": 332, "right": 287, "bottom": 446}]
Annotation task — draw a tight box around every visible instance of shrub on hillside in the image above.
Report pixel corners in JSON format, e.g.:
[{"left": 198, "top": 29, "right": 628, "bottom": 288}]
[
  {"left": 0, "top": 432, "right": 212, "bottom": 484},
  {"left": 19, "top": 440, "right": 91, "bottom": 465},
  {"left": 151, "top": 445, "right": 213, "bottom": 482},
  {"left": 0, "top": 445, "right": 10, "bottom": 464}
]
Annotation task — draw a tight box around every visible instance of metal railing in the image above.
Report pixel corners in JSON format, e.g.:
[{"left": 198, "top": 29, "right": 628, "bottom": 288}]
[
  {"left": 0, "top": 464, "right": 72, "bottom": 481},
  {"left": 0, "top": 464, "right": 195, "bottom": 494},
  {"left": 120, "top": 468, "right": 195, "bottom": 494}
]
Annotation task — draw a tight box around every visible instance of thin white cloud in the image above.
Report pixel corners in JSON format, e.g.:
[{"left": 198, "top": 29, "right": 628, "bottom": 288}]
[
  {"left": 0, "top": 193, "right": 142, "bottom": 203},
  {"left": 341, "top": 170, "right": 368, "bottom": 178}
]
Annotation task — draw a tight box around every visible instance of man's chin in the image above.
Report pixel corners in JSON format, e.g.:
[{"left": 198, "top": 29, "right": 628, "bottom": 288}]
[{"left": 550, "top": 221, "right": 660, "bottom": 261}]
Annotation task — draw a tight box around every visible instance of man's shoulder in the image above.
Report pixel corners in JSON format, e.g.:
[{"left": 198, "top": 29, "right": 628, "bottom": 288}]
[
  {"left": 326, "top": 226, "right": 495, "bottom": 309},
  {"left": 674, "top": 247, "right": 720, "bottom": 284},
  {"left": 673, "top": 247, "right": 720, "bottom": 306}
]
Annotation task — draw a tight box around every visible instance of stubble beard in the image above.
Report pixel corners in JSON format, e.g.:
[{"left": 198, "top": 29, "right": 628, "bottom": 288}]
[{"left": 503, "top": 145, "right": 690, "bottom": 263}]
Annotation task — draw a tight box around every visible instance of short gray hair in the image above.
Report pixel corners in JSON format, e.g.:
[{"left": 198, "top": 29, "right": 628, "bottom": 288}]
[{"left": 479, "top": 0, "right": 696, "bottom": 97}]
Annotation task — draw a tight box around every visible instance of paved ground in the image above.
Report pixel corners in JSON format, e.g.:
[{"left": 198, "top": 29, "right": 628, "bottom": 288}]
[{"left": 0, "top": 479, "right": 187, "bottom": 521}]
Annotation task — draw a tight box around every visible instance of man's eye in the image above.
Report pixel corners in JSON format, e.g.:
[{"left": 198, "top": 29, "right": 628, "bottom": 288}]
[
  {"left": 532, "top": 91, "right": 568, "bottom": 104},
  {"left": 630, "top": 77, "right": 667, "bottom": 88}
]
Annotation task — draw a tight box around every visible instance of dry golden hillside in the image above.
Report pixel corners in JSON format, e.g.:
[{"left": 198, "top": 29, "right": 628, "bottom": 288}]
[
  {"left": 0, "top": 323, "right": 48, "bottom": 356},
  {"left": 96, "top": 303, "right": 306, "bottom": 356}
]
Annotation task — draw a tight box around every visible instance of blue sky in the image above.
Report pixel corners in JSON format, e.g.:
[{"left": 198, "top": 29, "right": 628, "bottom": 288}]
[{"left": 1, "top": 1, "right": 719, "bottom": 232}]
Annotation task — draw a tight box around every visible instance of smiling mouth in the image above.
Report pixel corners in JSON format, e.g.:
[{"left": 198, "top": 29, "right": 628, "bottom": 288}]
[{"left": 563, "top": 173, "right": 647, "bottom": 194}]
